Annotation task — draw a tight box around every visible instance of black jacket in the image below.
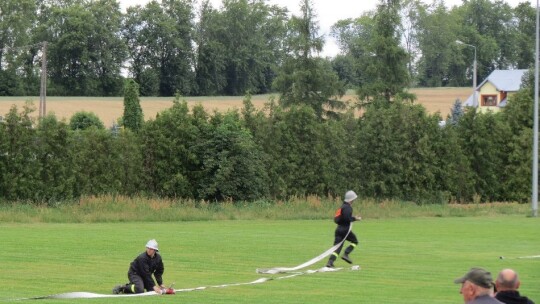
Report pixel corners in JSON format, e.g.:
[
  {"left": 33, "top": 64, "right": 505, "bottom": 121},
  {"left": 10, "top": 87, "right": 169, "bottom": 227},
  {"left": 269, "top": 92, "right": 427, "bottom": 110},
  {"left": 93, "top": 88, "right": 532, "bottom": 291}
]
[
  {"left": 128, "top": 251, "right": 164, "bottom": 290},
  {"left": 334, "top": 202, "right": 357, "bottom": 226},
  {"left": 496, "top": 291, "right": 535, "bottom": 304}
]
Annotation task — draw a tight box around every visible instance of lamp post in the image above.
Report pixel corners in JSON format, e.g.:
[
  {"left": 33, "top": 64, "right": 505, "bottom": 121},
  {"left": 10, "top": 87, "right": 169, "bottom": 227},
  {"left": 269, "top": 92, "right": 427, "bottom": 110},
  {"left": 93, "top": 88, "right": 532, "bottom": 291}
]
[
  {"left": 39, "top": 41, "right": 47, "bottom": 118},
  {"left": 532, "top": 0, "right": 539, "bottom": 217},
  {"left": 456, "top": 40, "right": 477, "bottom": 107}
]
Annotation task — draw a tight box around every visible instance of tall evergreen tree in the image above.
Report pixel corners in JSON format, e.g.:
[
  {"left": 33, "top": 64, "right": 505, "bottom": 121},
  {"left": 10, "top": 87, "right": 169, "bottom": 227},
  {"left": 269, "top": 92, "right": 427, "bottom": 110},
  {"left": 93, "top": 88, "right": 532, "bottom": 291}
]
[
  {"left": 273, "top": 0, "right": 345, "bottom": 119},
  {"left": 357, "top": 0, "right": 411, "bottom": 104},
  {"left": 123, "top": 79, "right": 143, "bottom": 132}
]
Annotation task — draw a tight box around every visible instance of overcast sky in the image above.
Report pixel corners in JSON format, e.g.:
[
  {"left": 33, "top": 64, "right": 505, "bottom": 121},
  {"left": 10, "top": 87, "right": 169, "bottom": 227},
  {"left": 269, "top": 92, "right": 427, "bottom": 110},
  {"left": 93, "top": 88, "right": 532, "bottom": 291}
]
[{"left": 118, "top": 0, "right": 530, "bottom": 57}]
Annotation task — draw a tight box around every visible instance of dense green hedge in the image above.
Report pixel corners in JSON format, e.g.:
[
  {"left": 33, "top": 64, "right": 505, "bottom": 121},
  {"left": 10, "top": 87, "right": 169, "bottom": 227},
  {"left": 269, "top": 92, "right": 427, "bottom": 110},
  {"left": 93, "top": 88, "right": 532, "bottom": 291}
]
[{"left": 0, "top": 84, "right": 535, "bottom": 205}]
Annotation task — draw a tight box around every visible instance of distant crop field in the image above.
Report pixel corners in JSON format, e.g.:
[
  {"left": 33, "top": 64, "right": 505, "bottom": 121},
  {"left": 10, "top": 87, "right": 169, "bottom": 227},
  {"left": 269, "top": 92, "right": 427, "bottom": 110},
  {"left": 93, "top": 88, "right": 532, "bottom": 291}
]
[{"left": 0, "top": 87, "right": 471, "bottom": 127}]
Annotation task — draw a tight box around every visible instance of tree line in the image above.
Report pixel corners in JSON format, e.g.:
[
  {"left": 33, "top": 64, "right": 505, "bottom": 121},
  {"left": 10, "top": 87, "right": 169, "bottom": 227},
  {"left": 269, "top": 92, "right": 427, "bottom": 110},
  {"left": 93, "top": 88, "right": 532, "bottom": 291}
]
[
  {"left": 0, "top": 0, "right": 536, "bottom": 97},
  {"left": 0, "top": 70, "right": 535, "bottom": 204},
  {"left": 0, "top": 0, "right": 536, "bottom": 205}
]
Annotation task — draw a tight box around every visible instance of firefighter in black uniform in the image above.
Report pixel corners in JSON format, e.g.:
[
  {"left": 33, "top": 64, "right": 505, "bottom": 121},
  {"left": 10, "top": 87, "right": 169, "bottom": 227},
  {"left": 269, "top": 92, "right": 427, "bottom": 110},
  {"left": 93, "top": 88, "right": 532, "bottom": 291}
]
[
  {"left": 326, "top": 190, "right": 361, "bottom": 268},
  {"left": 113, "top": 239, "right": 165, "bottom": 294}
]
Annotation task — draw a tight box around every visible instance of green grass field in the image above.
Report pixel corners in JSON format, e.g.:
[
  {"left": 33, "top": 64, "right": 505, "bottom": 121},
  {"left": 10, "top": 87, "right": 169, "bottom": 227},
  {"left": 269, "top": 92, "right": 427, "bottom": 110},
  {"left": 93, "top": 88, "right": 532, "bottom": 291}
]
[{"left": 1, "top": 216, "right": 538, "bottom": 303}]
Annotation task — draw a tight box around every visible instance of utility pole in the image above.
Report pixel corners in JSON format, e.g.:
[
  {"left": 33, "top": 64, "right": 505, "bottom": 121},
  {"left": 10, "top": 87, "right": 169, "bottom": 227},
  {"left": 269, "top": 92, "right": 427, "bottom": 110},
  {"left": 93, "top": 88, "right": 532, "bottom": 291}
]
[
  {"left": 455, "top": 40, "right": 477, "bottom": 106},
  {"left": 39, "top": 41, "right": 47, "bottom": 118}
]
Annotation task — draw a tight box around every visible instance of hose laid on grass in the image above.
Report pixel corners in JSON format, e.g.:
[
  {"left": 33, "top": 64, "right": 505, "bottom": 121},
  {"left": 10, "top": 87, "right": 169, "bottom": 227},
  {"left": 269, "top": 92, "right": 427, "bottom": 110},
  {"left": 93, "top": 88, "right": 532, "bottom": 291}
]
[
  {"left": 21, "top": 266, "right": 360, "bottom": 300},
  {"left": 256, "top": 224, "right": 353, "bottom": 274},
  {"left": 17, "top": 225, "right": 355, "bottom": 300}
]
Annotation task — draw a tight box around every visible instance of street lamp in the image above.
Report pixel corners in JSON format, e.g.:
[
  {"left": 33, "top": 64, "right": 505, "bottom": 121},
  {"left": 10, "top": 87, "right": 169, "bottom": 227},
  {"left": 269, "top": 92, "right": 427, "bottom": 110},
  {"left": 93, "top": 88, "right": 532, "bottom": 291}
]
[
  {"left": 456, "top": 40, "right": 477, "bottom": 107},
  {"left": 532, "top": 0, "right": 539, "bottom": 217}
]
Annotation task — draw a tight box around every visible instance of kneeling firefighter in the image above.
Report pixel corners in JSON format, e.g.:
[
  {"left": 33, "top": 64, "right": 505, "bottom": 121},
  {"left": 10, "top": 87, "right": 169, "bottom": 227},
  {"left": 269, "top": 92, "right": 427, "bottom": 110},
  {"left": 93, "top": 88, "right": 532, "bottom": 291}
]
[{"left": 113, "top": 239, "right": 173, "bottom": 294}]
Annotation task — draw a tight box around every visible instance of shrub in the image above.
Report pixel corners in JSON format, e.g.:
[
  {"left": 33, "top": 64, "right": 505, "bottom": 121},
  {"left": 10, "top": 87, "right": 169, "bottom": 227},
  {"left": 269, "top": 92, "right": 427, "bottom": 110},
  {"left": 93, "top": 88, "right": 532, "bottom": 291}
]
[{"left": 69, "top": 111, "right": 105, "bottom": 130}]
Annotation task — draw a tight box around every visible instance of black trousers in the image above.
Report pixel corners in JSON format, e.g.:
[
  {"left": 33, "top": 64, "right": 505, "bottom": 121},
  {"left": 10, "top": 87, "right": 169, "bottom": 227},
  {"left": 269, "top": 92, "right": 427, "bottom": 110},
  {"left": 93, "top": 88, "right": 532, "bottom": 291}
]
[
  {"left": 123, "top": 272, "right": 148, "bottom": 294},
  {"left": 327, "top": 225, "right": 359, "bottom": 265},
  {"left": 333, "top": 225, "right": 358, "bottom": 253}
]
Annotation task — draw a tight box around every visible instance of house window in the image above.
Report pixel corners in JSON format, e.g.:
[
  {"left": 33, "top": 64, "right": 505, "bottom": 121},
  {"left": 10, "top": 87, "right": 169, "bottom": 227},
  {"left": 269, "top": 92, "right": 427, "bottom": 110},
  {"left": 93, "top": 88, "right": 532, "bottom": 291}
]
[
  {"left": 500, "top": 91, "right": 507, "bottom": 101},
  {"left": 482, "top": 95, "right": 497, "bottom": 106}
]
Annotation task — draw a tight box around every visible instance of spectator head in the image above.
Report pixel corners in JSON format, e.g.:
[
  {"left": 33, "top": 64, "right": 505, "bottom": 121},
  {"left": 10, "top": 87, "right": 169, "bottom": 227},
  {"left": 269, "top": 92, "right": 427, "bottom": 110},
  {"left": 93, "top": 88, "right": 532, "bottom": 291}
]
[
  {"left": 495, "top": 268, "right": 520, "bottom": 292},
  {"left": 454, "top": 267, "right": 494, "bottom": 302}
]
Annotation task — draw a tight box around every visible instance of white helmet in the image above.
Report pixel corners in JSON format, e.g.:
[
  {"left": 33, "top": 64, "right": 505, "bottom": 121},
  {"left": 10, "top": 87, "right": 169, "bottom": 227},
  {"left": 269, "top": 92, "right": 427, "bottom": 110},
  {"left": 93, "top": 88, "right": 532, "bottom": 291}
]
[
  {"left": 146, "top": 239, "right": 159, "bottom": 251},
  {"left": 344, "top": 190, "right": 357, "bottom": 203}
]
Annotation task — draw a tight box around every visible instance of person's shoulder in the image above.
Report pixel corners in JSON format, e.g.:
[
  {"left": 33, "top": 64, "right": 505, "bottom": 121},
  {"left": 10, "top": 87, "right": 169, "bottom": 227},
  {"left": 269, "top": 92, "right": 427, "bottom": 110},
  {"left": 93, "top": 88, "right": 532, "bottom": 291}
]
[
  {"left": 471, "top": 295, "right": 504, "bottom": 304},
  {"left": 496, "top": 291, "right": 535, "bottom": 304},
  {"left": 525, "top": 296, "right": 536, "bottom": 304}
]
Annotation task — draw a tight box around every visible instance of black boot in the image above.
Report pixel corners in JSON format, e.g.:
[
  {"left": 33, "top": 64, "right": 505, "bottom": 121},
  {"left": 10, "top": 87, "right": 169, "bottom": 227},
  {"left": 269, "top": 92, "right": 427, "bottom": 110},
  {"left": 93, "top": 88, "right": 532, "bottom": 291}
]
[
  {"left": 341, "top": 253, "right": 353, "bottom": 264},
  {"left": 112, "top": 285, "right": 124, "bottom": 294},
  {"left": 341, "top": 245, "right": 355, "bottom": 264},
  {"left": 326, "top": 253, "right": 338, "bottom": 267}
]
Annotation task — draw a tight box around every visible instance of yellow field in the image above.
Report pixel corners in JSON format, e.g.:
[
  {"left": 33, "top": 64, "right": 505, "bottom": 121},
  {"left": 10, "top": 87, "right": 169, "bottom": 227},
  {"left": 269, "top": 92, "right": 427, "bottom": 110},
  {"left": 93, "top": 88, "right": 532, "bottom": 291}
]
[{"left": 0, "top": 87, "right": 472, "bottom": 127}]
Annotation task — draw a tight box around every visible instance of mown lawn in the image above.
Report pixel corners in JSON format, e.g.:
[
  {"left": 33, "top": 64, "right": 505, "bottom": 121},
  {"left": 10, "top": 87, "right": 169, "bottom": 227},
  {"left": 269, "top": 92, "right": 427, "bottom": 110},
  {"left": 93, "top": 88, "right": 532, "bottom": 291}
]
[{"left": 1, "top": 216, "right": 538, "bottom": 303}]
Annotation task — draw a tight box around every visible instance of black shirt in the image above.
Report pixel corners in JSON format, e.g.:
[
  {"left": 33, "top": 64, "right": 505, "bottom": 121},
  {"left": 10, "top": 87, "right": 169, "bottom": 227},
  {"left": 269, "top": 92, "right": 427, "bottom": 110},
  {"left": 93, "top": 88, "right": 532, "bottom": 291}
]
[
  {"left": 334, "top": 202, "right": 357, "bottom": 226},
  {"left": 128, "top": 251, "right": 164, "bottom": 289},
  {"left": 496, "top": 291, "right": 535, "bottom": 304}
]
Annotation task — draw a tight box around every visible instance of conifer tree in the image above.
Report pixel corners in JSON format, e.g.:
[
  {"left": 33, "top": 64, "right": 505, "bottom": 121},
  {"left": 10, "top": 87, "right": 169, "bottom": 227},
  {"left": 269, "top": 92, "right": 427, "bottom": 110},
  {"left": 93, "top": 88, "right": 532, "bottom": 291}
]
[
  {"left": 123, "top": 79, "right": 144, "bottom": 132},
  {"left": 357, "top": 0, "right": 411, "bottom": 104},
  {"left": 273, "top": 0, "right": 345, "bottom": 119}
]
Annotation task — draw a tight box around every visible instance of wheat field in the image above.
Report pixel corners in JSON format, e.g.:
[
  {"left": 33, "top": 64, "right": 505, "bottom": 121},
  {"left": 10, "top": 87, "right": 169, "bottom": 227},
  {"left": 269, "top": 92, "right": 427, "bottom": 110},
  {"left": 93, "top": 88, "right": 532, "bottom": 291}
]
[{"left": 0, "top": 87, "right": 472, "bottom": 127}]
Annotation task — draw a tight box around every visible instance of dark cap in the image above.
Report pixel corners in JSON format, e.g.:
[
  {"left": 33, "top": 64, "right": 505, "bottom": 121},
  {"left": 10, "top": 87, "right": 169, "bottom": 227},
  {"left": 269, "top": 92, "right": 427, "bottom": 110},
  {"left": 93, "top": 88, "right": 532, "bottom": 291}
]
[{"left": 454, "top": 268, "right": 494, "bottom": 289}]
